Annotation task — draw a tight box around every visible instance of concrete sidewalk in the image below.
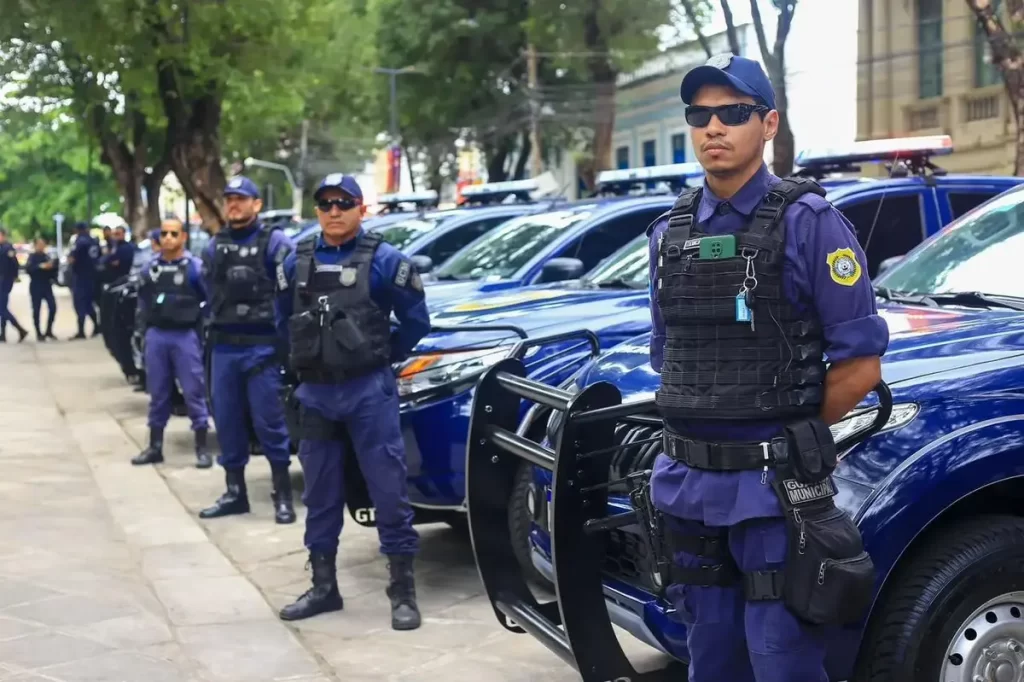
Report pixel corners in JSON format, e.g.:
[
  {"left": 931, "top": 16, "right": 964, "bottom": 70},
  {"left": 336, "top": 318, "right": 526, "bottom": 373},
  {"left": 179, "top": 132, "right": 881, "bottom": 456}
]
[{"left": 0, "top": 282, "right": 667, "bottom": 680}]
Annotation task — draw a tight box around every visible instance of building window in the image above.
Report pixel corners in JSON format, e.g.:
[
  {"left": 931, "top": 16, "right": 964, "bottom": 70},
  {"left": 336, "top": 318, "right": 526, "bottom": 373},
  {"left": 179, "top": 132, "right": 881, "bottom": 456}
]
[
  {"left": 917, "top": 0, "right": 943, "bottom": 99},
  {"left": 974, "top": 0, "right": 1002, "bottom": 88},
  {"left": 671, "top": 134, "right": 687, "bottom": 163},
  {"left": 616, "top": 146, "right": 630, "bottom": 169},
  {"left": 642, "top": 140, "right": 656, "bottom": 167}
]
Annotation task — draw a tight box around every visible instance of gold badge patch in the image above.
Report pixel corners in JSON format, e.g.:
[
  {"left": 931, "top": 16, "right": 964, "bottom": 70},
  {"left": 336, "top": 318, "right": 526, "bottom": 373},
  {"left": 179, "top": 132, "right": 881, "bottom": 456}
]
[{"left": 826, "top": 247, "right": 862, "bottom": 287}]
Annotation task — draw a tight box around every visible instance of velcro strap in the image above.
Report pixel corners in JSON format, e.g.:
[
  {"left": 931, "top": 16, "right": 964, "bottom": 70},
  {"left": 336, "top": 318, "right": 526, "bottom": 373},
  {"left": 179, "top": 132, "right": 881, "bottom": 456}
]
[
  {"left": 660, "top": 365, "right": 824, "bottom": 387},
  {"left": 744, "top": 570, "right": 785, "bottom": 601},
  {"left": 667, "top": 528, "right": 731, "bottom": 561},
  {"left": 656, "top": 386, "right": 824, "bottom": 412},
  {"left": 663, "top": 432, "right": 784, "bottom": 471},
  {"left": 670, "top": 562, "right": 741, "bottom": 588}
]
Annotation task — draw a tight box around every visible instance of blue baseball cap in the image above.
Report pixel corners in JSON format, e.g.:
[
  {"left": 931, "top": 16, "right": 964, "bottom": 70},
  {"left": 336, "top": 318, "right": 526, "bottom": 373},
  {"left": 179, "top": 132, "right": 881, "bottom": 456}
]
[
  {"left": 680, "top": 54, "right": 776, "bottom": 111},
  {"left": 223, "top": 176, "right": 261, "bottom": 199},
  {"left": 314, "top": 173, "right": 363, "bottom": 202},
  {"left": 74, "top": 221, "right": 89, "bottom": 231}
]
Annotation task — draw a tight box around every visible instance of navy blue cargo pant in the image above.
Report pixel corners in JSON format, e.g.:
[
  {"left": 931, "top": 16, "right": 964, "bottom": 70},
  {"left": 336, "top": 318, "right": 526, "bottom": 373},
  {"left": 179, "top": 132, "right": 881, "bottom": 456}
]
[
  {"left": 294, "top": 366, "right": 418, "bottom": 557},
  {"left": 30, "top": 286, "right": 56, "bottom": 335},
  {"left": 0, "top": 285, "right": 24, "bottom": 337},
  {"left": 668, "top": 516, "right": 828, "bottom": 682}
]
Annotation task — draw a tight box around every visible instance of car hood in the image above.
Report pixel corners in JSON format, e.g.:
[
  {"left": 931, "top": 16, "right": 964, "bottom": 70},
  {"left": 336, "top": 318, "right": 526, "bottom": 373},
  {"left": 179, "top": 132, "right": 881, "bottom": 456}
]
[
  {"left": 417, "top": 283, "right": 651, "bottom": 353},
  {"left": 422, "top": 278, "right": 538, "bottom": 312},
  {"left": 578, "top": 303, "right": 1024, "bottom": 400}
]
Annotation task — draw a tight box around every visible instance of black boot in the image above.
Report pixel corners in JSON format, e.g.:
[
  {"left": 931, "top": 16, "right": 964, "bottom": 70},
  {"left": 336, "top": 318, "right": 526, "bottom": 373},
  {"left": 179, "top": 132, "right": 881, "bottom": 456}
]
[
  {"left": 194, "top": 429, "right": 212, "bottom": 469},
  {"left": 278, "top": 551, "right": 344, "bottom": 621},
  {"left": 386, "top": 555, "right": 421, "bottom": 631},
  {"left": 36, "top": 331, "right": 45, "bottom": 342},
  {"left": 271, "top": 465, "right": 296, "bottom": 524},
  {"left": 131, "top": 427, "right": 164, "bottom": 465},
  {"left": 198, "top": 468, "right": 250, "bottom": 518},
  {"left": 15, "top": 327, "right": 26, "bottom": 343}
]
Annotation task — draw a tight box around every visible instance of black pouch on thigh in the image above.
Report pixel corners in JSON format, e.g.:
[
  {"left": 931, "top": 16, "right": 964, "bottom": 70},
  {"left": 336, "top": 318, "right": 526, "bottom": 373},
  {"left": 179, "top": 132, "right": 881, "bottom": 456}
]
[
  {"left": 322, "top": 310, "right": 373, "bottom": 368},
  {"left": 782, "top": 417, "right": 839, "bottom": 484},
  {"left": 769, "top": 477, "right": 876, "bottom": 625},
  {"left": 287, "top": 311, "right": 320, "bottom": 370},
  {"left": 297, "top": 404, "right": 343, "bottom": 441}
]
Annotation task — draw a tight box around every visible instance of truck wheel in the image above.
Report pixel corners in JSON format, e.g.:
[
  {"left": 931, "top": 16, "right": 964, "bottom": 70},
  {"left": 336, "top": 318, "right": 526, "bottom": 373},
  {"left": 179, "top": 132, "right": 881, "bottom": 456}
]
[
  {"left": 508, "top": 461, "right": 553, "bottom": 590},
  {"left": 855, "top": 515, "right": 1024, "bottom": 682}
]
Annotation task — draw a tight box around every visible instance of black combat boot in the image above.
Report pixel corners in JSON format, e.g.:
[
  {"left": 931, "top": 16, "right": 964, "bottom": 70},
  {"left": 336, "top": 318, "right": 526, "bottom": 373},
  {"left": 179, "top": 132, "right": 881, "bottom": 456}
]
[
  {"left": 271, "top": 465, "right": 296, "bottom": 524},
  {"left": 386, "top": 554, "right": 421, "bottom": 631},
  {"left": 131, "top": 427, "right": 164, "bottom": 465},
  {"left": 194, "top": 429, "right": 212, "bottom": 469},
  {"left": 198, "top": 468, "right": 250, "bottom": 518},
  {"left": 278, "top": 551, "right": 344, "bottom": 621}
]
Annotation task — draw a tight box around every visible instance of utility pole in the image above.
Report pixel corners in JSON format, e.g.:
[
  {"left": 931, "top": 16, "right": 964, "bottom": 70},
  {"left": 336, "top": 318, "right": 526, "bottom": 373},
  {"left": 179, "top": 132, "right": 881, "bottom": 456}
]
[
  {"left": 294, "top": 119, "right": 309, "bottom": 217},
  {"left": 374, "top": 67, "right": 421, "bottom": 192},
  {"left": 527, "top": 44, "right": 543, "bottom": 179}
]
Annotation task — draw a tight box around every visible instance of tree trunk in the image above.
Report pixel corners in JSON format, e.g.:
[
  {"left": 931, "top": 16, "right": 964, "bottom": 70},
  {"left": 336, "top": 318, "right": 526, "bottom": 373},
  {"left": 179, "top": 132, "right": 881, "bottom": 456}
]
[
  {"left": 143, "top": 163, "right": 169, "bottom": 231},
  {"left": 582, "top": 0, "right": 618, "bottom": 190},
  {"left": 513, "top": 130, "right": 531, "bottom": 180},
  {"left": 484, "top": 135, "right": 515, "bottom": 182},
  {"left": 678, "top": 1, "right": 714, "bottom": 57},
  {"left": 768, "top": 58, "right": 795, "bottom": 176},
  {"left": 720, "top": 1, "right": 743, "bottom": 55},
  {"left": 965, "top": 0, "right": 1024, "bottom": 174}
]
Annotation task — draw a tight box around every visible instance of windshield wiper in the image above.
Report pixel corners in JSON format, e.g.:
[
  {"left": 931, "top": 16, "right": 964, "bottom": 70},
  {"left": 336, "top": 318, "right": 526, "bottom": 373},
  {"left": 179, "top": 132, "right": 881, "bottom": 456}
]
[
  {"left": 923, "top": 291, "right": 1024, "bottom": 311},
  {"left": 594, "top": 278, "right": 640, "bottom": 289},
  {"left": 432, "top": 273, "right": 463, "bottom": 282},
  {"left": 873, "top": 286, "right": 938, "bottom": 307}
]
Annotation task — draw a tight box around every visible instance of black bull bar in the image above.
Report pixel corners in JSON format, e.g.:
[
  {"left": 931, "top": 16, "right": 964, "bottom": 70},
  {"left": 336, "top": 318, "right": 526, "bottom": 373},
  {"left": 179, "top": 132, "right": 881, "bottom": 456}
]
[{"left": 466, "top": 358, "right": 893, "bottom": 680}]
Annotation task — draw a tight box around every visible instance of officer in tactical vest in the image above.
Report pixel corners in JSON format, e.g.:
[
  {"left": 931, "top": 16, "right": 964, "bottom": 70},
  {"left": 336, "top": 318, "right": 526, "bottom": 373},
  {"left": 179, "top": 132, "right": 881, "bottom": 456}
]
[
  {"left": 646, "top": 55, "right": 890, "bottom": 682},
  {"left": 67, "top": 221, "right": 101, "bottom": 340},
  {"left": 103, "top": 226, "right": 137, "bottom": 283},
  {"left": 131, "top": 218, "right": 211, "bottom": 468},
  {"left": 275, "top": 174, "right": 430, "bottom": 630},
  {"left": 200, "top": 177, "right": 296, "bottom": 524},
  {"left": 25, "top": 236, "right": 58, "bottom": 341},
  {"left": 0, "top": 228, "right": 27, "bottom": 343}
]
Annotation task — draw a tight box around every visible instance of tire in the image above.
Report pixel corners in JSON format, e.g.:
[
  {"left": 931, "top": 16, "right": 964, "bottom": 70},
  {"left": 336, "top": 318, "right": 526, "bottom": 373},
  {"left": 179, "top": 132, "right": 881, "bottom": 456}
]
[
  {"left": 445, "top": 515, "right": 468, "bottom": 532},
  {"left": 854, "top": 514, "right": 1024, "bottom": 682},
  {"left": 508, "top": 460, "right": 553, "bottom": 590}
]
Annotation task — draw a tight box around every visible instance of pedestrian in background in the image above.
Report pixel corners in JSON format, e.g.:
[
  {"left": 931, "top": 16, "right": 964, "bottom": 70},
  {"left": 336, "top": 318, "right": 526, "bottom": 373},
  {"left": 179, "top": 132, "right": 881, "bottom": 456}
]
[{"left": 25, "top": 236, "right": 58, "bottom": 341}]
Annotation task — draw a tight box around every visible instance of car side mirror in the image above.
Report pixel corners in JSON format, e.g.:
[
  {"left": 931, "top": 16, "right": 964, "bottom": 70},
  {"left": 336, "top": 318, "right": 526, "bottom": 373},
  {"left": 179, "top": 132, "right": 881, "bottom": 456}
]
[
  {"left": 877, "top": 255, "right": 903, "bottom": 275},
  {"left": 411, "top": 254, "right": 434, "bottom": 274},
  {"left": 538, "top": 257, "right": 585, "bottom": 283}
]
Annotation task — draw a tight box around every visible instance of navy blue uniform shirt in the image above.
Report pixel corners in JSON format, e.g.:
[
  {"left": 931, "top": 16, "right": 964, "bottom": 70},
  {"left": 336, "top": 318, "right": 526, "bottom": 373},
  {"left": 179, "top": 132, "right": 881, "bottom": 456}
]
[
  {"left": 104, "top": 240, "right": 136, "bottom": 280},
  {"left": 136, "top": 252, "right": 208, "bottom": 328},
  {"left": 0, "top": 244, "right": 18, "bottom": 289},
  {"left": 201, "top": 221, "right": 294, "bottom": 345},
  {"left": 276, "top": 230, "right": 431, "bottom": 364},
  {"left": 25, "top": 252, "right": 57, "bottom": 292},
  {"left": 647, "top": 164, "right": 890, "bottom": 525},
  {"left": 70, "top": 234, "right": 101, "bottom": 280}
]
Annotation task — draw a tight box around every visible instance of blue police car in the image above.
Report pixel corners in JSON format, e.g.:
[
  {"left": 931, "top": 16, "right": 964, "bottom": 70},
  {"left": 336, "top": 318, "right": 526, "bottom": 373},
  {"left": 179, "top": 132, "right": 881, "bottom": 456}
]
[{"left": 463, "top": 174, "right": 1024, "bottom": 680}]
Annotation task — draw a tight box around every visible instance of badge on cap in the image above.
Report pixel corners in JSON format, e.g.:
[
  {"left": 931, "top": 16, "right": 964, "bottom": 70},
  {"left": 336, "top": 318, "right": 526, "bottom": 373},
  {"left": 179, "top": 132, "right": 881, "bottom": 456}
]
[
  {"left": 229, "top": 178, "right": 243, "bottom": 189},
  {"left": 324, "top": 173, "right": 344, "bottom": 186},
  {"left": 340, "top": 267, "right": 357, "bottom": 286},
  {"left": 706, "top": 53, "right": 732, "bottom": 69}
]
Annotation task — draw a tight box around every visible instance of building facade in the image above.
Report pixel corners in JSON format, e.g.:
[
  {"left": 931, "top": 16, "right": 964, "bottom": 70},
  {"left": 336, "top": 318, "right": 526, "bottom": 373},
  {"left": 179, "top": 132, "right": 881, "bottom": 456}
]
[
  {"left": 612, "top": 25, "right": 760, "bottom": 170},
  {"left": 858, "top": 0, "right": 1013, "bottom": 174}
]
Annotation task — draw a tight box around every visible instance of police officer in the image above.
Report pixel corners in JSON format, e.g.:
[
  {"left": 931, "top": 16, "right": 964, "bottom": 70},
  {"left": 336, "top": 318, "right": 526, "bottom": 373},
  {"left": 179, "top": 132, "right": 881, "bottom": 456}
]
[
  {"left": 67, "top": 222, "right": 100, "bottom": 339},
  {"left": 132, "top": 218, "right": 212, "bottom": 469},
  {"left": 104, "top": 226, "right": 137, "bottom": 282},
  {"left": 646, "top": 56, "right": 889, "bottom": 682},
  {"left": 0, "top": 228, "right": 28, "bottom": 343},
  {"left": 275, "top": 174, "right": 430, "bottom": 630},
  {"left": 200, "top": 176, "right": 295, "bottom": 523},
  {"left": 25, "top": 236, "right": 58, "bottom": 341}
]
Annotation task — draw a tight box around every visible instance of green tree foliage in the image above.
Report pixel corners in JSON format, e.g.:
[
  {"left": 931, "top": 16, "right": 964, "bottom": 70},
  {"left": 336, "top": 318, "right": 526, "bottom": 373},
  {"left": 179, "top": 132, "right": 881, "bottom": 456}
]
[{"left": 0, "top": 110, "right": 119, "bottom": 242}]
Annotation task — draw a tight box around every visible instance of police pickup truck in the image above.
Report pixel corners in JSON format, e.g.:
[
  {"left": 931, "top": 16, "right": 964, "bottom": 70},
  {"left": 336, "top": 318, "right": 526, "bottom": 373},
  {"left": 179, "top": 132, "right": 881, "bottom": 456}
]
[{"left": 464, "top": 171, "right": 1024, "bottom": 679}]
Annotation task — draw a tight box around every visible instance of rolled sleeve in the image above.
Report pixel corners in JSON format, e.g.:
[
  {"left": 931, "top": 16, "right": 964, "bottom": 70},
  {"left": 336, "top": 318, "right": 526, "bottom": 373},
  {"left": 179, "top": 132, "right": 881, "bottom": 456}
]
[
  {"left": 647, "top": 217, "right": 668, "bottom": 372},
  {"left": 796, "top": 206, "right": 890, "bottom": 363}
]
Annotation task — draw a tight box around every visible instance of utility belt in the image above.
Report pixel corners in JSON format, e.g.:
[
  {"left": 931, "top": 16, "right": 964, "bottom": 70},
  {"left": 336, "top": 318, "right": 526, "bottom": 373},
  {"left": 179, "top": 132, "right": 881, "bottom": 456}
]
[
  {"left": 208, "top": 329, "right": 278, "bottom": 347},
  {"left": 660, "top": 420, "right": 876, "bottom": 626}
]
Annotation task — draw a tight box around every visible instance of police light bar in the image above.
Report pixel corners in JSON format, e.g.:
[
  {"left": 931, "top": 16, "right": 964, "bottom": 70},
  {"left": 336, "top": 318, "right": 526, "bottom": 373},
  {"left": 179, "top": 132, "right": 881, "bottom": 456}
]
[
  {"left": 795, "top": 135, "right": 953, "bottom": 168},
  {"left": 377, "top": 190, "right": 439, "bottom": 205},
  {"left": 596, "top": 162, "right": 705, "bottom": 187},
  {"left": 460, "top": 179, "right": 539, "bottom": 198}
]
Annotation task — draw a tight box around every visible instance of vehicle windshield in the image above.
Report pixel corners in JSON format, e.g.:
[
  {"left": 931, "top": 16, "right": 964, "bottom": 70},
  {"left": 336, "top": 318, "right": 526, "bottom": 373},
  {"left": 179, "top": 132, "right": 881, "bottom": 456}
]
[
  {"left": 876, "top": 187, "right": 1024, "bottom": 300},
  {"left": 433, "top": 207, "right": 594, "bottom": 281},
  {"left": 378, "top": 215, "right": 453, "bottom": 251},
  {"left": 582, "top": 234, "right": 649, "bottom": 289}
]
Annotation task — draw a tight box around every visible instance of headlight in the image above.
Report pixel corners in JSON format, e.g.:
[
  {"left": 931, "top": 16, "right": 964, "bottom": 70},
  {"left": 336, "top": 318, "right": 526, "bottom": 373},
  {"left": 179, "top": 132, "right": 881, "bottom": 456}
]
[
  {"left": 395, "top": 347, "right": 510, "bottom": 398},
  {"left": 830, "top": 402, "right": 919, "bottom": 450}
]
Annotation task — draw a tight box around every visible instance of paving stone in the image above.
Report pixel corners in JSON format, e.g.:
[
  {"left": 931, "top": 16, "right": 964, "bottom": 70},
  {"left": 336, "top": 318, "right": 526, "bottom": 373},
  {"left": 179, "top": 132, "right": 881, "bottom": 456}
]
[
  {"left": 141, "top": 543, "right": 237, "bottom": 581},
  {"left": 151, "top": 577, "right": 273, "bottom": 626},
  {"left": 37, "top": 651, "right": 192, "bottom": 682},
  {"left": 176, "top": 621, "right": 321, "bottom": 681},
  {"left": 2, "top": 594, "right": 138, "bottom": 629},
  {"left": 0, "top": 631, "right": 113, "bottom": 670}
]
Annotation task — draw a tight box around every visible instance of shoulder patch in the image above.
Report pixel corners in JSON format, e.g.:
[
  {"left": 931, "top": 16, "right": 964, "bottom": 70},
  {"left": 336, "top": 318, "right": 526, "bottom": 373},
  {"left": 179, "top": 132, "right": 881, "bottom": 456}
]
[
  {"left": 793, "top": 191, "right": 832, "bottom": 215},
  {"left": 6, "top": 249, "right": 14, "bottom": 259},
  {"left": 276, "top": 263, "right": 288, "bottom": 291},
  {"left": 394, "top": 260, "right": 411, "bottom": 288},
  {"left": 826, "top": 247, "right": 862, "bottom": 287}
]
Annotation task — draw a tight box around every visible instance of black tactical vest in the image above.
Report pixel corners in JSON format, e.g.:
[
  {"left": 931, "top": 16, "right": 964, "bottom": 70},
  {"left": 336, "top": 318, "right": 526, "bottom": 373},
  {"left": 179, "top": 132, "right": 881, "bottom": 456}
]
[
  {"left": 288, "top": 232, "right": 393, "bottom": 384},
  {"left": 142, "top": 258, "right": 202, "bottom": 329},
  {"left": 209, "top": 227, "right": 277, "bottom": 330},
  {"left": 654, "top": 177, "right": 829, "bottom": 421}
]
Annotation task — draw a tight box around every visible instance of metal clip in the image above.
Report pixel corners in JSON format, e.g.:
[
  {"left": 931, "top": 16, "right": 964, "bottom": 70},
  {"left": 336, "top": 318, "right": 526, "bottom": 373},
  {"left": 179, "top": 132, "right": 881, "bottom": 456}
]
[{"left": 760, "top": 441, "right": 770, "bottom": 485}]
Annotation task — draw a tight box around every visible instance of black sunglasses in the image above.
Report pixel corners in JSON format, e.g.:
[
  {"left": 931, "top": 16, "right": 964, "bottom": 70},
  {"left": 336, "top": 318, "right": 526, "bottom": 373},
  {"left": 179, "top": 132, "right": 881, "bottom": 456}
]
[
  {"left": 317, "top": 198, "right": 360, "bottom": 212},
  {"left": 160, "top": 231, "right": 181, "bottom": 238},
  {"left": 684, "top": 103, "right": 770, "bottom": 128}
]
